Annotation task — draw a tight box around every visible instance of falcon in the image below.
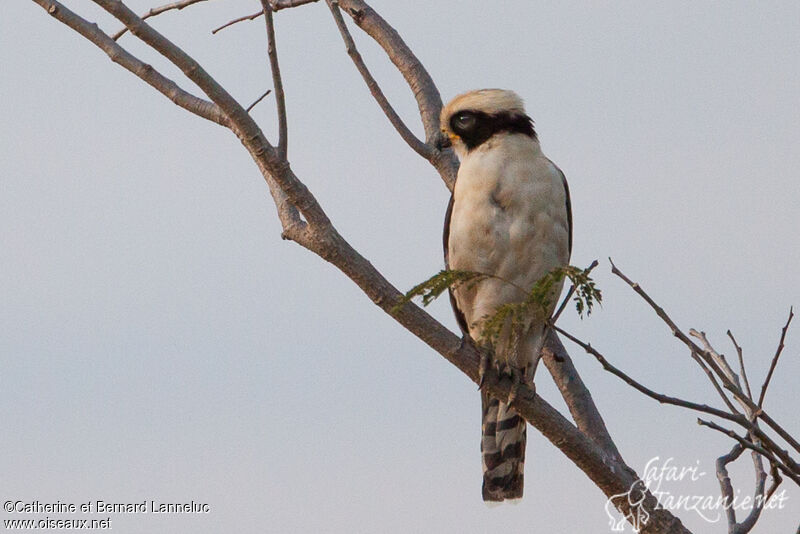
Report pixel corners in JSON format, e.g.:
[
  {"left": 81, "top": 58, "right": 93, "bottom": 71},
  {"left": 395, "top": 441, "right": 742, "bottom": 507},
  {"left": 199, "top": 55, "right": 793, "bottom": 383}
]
[{"left": 438, "top": 89, "right": 572, "bottom": 501}]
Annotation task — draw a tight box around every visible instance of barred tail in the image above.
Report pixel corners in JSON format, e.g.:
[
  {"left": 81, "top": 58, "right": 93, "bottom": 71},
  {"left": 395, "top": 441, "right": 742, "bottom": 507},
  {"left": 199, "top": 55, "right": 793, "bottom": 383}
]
[{"left": 481, "top": 392, "right": 526, "bottom": 502}]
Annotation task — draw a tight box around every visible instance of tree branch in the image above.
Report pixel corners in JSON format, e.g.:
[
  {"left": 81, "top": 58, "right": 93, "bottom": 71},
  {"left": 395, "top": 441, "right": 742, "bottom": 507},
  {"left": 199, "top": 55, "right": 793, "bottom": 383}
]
[
  {"left": 689, "top": 330, "right": 746, "bottom": 416},
  {"left": 715, "top": 443, "right": 744, "bottom": 530},
  {"left": 260, "top": 0, "right": 288, "bottom": 159},
  {"left": 336, "top": 0, "right": 458, "bottom": 188},
  {"left": 610, "top": 258, "right": 800, "bottom": 456},
  {"left": 270, "top": 0, "right": 318, "bottom": 10},
  {"left": 246, "top": 89, "right": 272, "bottom": 113},
  {"left": 325, "top": 0, "right": 432, "bottom": 159},
  {"left": 555, "top": 325, "right": 744, "bottom": 424},
  {"left": 91, "top": 0, "right": 326, "bottom": 232},
  {"left": 736, "top": 449, "right": 768, "bottom": 534},
  {"left": 541, "top": 331, "right": 623, "bottom": 462},
  {"left": 727, "top": 329, "right": 753, "bottom": 400},
  {"left": 713, "top": 442, "right": 769, "bottom": 534},
  {"left": 758, "top": 306, "right": 793, "bottom": 408},
  {"left": 211, "top": 10, "right": 263, "bottom": 35},
  {"left": 112, "top": 0, "right": 211, "bottom": 40},
  {"left": 698, "top": 419, "right": 800, "bottom": 486},
  {"left": 34, "top": 0, "right": 228, "bottom": 127}
]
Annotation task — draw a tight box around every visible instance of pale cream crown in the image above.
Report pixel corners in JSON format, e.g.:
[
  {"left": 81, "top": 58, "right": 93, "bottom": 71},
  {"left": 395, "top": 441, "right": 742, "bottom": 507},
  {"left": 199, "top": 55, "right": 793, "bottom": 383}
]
[{"left": 440, "top": 89, "right": 526, "bottom": 137}]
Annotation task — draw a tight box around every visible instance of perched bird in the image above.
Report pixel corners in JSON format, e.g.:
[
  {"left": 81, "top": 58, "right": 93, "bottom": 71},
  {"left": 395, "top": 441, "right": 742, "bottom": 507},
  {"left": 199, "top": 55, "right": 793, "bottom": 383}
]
[{"left": 438, "top": 89, "right": 572, "bottom": 502}]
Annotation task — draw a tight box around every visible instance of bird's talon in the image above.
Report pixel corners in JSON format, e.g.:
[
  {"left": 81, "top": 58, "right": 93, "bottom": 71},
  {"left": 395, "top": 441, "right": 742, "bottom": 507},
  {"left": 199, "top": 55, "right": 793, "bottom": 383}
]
[{"left": 507, "top": 366, "right": 523, "bottom": 405}]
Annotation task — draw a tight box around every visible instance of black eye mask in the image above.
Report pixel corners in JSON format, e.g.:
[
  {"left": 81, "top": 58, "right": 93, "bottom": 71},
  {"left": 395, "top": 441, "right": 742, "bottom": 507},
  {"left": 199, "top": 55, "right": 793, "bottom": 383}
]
[{"left": 449, "top": 110, "right": 536, "bottom": 150}]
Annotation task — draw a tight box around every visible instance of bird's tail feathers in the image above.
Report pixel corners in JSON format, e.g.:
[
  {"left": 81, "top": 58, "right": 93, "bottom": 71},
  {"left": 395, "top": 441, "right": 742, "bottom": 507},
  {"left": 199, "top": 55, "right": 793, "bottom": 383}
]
[{"left": 481, "top": 391, "right": 526, "bottom": 502}]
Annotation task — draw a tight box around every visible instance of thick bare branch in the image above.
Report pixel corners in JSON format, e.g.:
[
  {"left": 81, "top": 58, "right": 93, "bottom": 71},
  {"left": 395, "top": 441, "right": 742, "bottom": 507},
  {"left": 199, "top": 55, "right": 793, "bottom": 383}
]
[
  {"left": 326, "top": 0, "right": 432, "bottom": 159},
  {"left": 112, "top": 0, "right": 210, "bottom": 40},
  {"left": 716, "top": 443, "right": 744, "bottom": 530},
  {"left": 33, "top": 0, "right": 228, "bottom": 127},
  {"left": 758, "top": 306, "right": 794, "bottom": 408},
  {"left": 736, "top": 449, "right": 768, "bottom": 534},
  {"left": 766, "top": 461, "right": 783, "bottom": 502},
  {"left": 714, "top": 443, "right": 768, "bottom": 534},
  {"left": 541, "top": 332, "right": 623, "bottom": 462}
]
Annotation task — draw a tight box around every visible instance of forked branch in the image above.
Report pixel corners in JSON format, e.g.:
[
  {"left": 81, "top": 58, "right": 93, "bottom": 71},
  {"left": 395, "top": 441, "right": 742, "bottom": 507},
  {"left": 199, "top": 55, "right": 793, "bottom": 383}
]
[{"left": 112, "top": 0, "right": 210, "bottom": 40}]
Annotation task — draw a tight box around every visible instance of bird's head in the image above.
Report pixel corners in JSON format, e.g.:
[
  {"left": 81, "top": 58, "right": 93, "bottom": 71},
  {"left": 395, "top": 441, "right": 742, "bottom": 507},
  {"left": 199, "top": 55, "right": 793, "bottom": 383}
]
[{"left": 436, "top": 89, "right": 536, "bottom": 158}]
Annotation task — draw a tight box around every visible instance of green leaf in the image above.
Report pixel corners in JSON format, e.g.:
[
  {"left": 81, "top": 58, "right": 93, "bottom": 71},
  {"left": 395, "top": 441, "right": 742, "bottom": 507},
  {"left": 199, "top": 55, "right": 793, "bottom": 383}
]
[{"left": 391, "top": 269, "right": 490, "bottom": 313}]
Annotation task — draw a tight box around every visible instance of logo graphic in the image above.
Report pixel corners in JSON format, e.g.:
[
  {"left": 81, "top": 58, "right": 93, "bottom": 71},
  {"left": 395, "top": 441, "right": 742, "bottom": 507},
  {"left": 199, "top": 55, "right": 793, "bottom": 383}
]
[
  {"left": 605, "top": 479, "right": 650, "bottom": 532},
  {"left": 604, "top": 457, "right": 790, "bottom": 532}
]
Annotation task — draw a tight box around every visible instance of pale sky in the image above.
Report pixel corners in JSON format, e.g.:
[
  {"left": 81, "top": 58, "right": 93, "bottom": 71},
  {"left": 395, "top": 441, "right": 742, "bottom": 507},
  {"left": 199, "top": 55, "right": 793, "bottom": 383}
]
[{"left": 2, "top": 1, "right": 799, "bottom": 532}]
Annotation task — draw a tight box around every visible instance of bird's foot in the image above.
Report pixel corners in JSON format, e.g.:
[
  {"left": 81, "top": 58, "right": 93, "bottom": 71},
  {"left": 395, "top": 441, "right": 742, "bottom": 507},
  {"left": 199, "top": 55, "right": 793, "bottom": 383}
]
[
  {"left": 506, "top": 365, "right": 536, "bottom": 405},
  {"left": 506, "top": 366, "right": 523, "bottom": 405}
]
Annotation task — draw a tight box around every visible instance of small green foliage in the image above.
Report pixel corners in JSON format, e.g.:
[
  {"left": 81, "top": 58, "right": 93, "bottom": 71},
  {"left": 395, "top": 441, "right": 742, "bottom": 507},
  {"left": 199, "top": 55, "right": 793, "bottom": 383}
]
[
  {"left": 392, "top": 269, "right": 490, "bottom": 313},
  {"left": 564, "top": 265, "right": 602, "bottom": 318},
  {"left": 475, "top": 264, "right": 602, "bottom": 347},
  {"left": 396, "top": 264, "right": 602, "bottom": 345},
  {"left": 479, "top": 301, "right": 528, "bottom": 347}
]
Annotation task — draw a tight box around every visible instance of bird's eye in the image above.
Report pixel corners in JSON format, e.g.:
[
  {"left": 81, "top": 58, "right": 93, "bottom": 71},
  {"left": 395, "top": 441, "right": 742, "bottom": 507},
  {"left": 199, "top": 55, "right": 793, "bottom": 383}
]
[{"left": 453, "top": 113, "right": 476, "bottom": 132}]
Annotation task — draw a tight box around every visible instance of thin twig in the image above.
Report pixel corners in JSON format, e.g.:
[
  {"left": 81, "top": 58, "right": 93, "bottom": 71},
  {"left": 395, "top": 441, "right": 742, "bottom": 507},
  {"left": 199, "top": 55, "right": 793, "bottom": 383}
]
[
  {"left": 325, "top": 0, "right": 432, "bottom": 159},
  {"left": 246, "top": 89, "right": 272, "bottom": 112},
  {"left": 555, "top": 326, "right": 740, "bottom": 423},
  {"left": 260, "top": 0, "right": 288, "bottom": 158},
  {"left": 113, "top": 0, "right": 210, "bottom": 40},
  {"left": 758, "top": 306, "right": 794, "bottom": 408},
  {"left": 211, "top": 10, "right": 263, "bottom": 35},
  {"left": 690, "top": 329, "right": 736, "bottom": 384},
  {"left": 689, "top": 329, "right": 749, "bottom": 416},
  {"left": 690, "top": 349, "right": 742, "bottom": 417},
  {"left": 551, "top": 259, "right": 598, "bottom": 326},
  {"left": 757, "top": 411, "right": 800, "bottom": 456},
  {"left": 270, "top": 0, "right": 318, "bottom": 10},
  {"left": 728, "top": 329, "right": 753, "bottom": 400},
  {"left": 558, "top": 321, "right": 800, "bottom": 486},
  {"left": 698, "top": 419, "right": 800, "bottom": 486},
  {"left": 610, "top": 259, "right": 735, "bottom": 385},
  {"left": 611, "top": 259, "right": 800, "bottom": 456}
]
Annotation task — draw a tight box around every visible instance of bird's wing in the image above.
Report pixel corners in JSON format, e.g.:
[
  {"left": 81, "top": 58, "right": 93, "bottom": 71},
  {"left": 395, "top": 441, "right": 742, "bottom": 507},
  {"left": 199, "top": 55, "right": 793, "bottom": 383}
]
[
  {"left": 443, "top": 193, "right": 470, "bottom": 336},
  {"left": 547, "top": 159, "right": 572, "bottom": 255}
]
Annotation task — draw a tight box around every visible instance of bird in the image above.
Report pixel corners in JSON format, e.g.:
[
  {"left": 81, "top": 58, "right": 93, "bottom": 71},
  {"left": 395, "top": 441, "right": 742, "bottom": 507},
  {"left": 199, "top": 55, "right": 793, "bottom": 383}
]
[{"left": 438, "top": 89, "right": 572, "bottom": 502}]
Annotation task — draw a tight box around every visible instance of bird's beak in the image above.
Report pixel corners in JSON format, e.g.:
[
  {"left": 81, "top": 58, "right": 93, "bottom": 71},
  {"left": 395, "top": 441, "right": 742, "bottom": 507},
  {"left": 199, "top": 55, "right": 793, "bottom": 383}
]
[{"left": 434, "top": 131, "right": 452, "bottom": 151}]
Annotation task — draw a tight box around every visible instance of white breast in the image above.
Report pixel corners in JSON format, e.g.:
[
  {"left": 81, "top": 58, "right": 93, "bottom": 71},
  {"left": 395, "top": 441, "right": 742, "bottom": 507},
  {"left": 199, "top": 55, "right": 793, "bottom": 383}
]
[{"left": 448, "top": 133, "right": 571, "bottom": 339}]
